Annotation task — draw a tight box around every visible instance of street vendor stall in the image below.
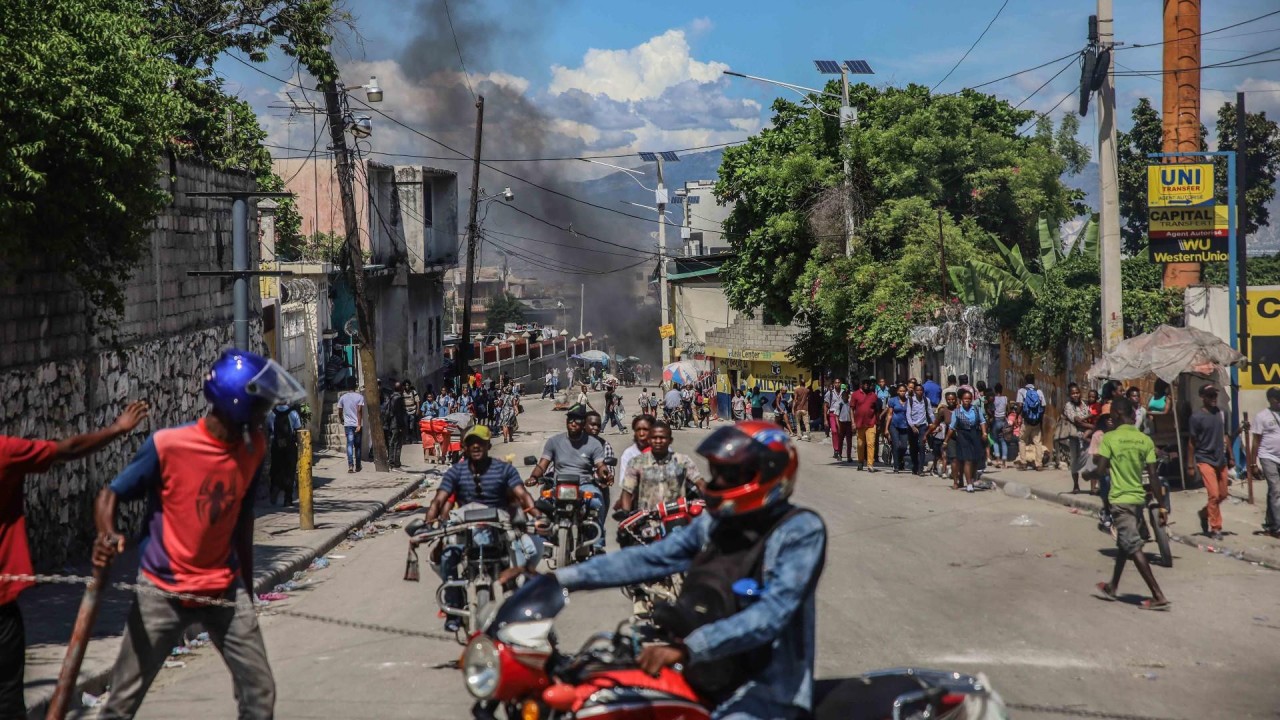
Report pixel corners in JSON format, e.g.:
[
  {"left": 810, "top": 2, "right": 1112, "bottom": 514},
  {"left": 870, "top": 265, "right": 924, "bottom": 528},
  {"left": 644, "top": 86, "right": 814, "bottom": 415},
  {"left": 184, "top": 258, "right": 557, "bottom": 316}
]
[{"left": 1087, "top": 324, "right": 1247, "bottom": 491}]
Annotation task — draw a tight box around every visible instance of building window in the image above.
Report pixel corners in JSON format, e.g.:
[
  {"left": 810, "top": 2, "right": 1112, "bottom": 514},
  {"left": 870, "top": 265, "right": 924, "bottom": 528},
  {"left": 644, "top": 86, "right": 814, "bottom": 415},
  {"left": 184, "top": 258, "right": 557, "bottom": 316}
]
[{"left": 424, "top": 319, "right": 431, "bottom": 352}]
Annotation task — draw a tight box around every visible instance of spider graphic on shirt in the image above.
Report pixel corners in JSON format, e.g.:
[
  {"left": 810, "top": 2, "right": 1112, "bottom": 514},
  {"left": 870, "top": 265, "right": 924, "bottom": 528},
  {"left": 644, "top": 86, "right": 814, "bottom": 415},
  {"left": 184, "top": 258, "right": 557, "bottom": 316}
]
[{"left": 196, "top": 473, "right": 237, "bottom": 525}]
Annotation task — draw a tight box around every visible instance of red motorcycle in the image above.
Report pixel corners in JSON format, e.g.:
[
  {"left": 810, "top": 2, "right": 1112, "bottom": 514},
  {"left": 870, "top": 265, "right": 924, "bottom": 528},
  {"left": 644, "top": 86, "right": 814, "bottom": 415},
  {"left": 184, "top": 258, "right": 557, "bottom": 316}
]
[
  {"left": 461, "top": 575, "right": 1008, "bottom": 720},
  {"left": 614, "top": 496, "right": 706, "bottom": 616}
]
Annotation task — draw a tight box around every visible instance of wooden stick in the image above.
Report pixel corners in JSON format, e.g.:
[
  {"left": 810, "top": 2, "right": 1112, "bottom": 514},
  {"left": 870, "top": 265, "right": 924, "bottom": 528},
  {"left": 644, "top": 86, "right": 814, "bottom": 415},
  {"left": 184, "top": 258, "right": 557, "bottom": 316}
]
[{"left": 46, "top": 562, "right": 109, "bottom": 719}]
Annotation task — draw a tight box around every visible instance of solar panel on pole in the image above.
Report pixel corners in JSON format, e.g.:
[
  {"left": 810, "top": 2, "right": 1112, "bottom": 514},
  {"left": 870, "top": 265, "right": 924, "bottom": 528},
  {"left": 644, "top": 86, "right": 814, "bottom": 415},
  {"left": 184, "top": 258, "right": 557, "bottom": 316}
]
[
  {"left": 660, "top": 151, "right": 680, "bottom": 162},
  {"left": 844, "top": 60, "right": 874, "bottom": 74},
  {"left": 814, "top": 60, "right": 842, "bottom": 74},
  {"left": 638, "top": 151, "right": 658, "bottom": 162}
]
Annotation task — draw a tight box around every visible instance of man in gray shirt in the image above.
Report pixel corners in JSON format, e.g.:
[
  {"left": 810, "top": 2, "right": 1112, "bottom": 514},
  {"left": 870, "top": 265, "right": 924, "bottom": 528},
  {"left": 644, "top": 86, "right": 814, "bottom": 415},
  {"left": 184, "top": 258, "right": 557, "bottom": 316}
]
[
  {"left": 526, "top": 405, "right": 611, "bottom": 550},
  {"left": 336, "top": 378, "right": 364, "bottom": 472},
  {"left": 1187, "top": 384, "right": 1232, "bottom": 540}
]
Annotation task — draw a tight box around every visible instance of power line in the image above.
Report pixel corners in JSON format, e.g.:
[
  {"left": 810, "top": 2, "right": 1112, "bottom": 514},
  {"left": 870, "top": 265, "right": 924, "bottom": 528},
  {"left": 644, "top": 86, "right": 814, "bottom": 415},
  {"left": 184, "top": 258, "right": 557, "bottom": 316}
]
[
  {"left": 1120, "top": 9, "right": 1280, "bottom": 51},
  {"left": 1112, "top": 52, "right": 1280, "bottom": 76},
  {"left": 264, "top": 140, "right": 747, "bottom": 163},
  {"left": 1016, "top": 83, "right": 1081, "bottom": 136},
  {"left": 1012, "top": 54, "right": 1081, "bottom": 109},
  {"left": 442, "top": 0, "right": 477, "bottom": 102},
  {"left": 942, "top": 50, "right": 1088, "bottom": 96},
  {"left": 489, "top": 201, "right": 661, "bottom": 254},
  {"left": 483, "top": 232, "right": 652, "bottom": 276},
  {"left": 484, "top": 228, "right": 654, "bottom": 259},
  {"left": 931, "top": 0, "right": 1012, "bottom": 92}
]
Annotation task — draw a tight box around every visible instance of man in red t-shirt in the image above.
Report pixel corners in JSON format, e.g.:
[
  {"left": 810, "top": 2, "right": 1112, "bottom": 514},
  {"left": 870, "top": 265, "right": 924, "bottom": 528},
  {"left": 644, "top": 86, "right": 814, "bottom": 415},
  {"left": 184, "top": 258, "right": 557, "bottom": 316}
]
[
  {"left": 94, "top": 349, "right": 303, "bottom": 720},
  {"left": 0, "top": 401, "right": 149, "bottom": 717},
  {"left": 850, "top": 378, "right": 883, "bottom": 472}
]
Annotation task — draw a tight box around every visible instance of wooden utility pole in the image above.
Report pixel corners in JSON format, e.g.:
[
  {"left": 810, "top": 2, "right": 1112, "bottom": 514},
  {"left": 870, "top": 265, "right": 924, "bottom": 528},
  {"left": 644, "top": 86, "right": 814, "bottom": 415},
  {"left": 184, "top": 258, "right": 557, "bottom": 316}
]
[
  {"left": 1098, "top": 0, "right": 1123, "bottom": 351},
  {"left": 458, "top": 96, "right": 485, "bottom": 386},
  {"left": 322, "top": 79, "right": 388, "bottom": 472},
  {"left": 1161, "top": 0, "right": 1203, "bottom": 288}
]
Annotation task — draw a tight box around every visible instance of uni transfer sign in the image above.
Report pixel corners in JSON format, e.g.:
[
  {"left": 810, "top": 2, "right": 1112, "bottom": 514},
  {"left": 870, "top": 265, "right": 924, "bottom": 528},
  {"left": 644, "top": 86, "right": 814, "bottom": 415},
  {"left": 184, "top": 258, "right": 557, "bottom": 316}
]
[{"left": 1147, "top": 163, "right": 1214, "bottom": 207}]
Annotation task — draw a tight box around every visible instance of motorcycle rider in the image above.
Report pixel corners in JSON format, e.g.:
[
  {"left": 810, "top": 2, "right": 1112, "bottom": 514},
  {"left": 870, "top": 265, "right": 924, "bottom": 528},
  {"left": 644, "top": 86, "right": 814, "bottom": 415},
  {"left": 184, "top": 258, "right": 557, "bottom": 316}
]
[
  {"left": 511, "top": 420, "right": 827, "bottom": 720},
  {"left": 663, "top": 384, "right": 684, "bottom": 425},
  {"left": 422, "top": 425, "right": 544, "bottom": 632},
  {"left": 615, "top": 420, "right": 702, "bottom": 513},
  {"left": 525, "top": 404, "right": 612, "bottom": 553}
]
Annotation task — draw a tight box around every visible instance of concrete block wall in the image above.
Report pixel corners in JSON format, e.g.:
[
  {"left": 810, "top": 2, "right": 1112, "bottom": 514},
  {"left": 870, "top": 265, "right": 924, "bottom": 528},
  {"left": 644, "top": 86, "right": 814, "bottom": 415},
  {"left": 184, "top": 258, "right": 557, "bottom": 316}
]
[
  {"left": 704, "top": 314, "right": 801, "bottom": 352},
  {"left": 0, "top": 157, "right": 264, "bottom": 570}
]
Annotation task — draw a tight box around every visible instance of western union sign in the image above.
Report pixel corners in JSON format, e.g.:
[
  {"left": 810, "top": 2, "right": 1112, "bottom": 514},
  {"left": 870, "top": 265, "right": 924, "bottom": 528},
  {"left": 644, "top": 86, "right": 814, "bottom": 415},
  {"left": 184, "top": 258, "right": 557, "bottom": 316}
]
[
  {"left": 1244, "top": 290, "right": 1280, "bottom": 389},
  {"left": 1148, "top": 205, "right": 1229, "bottom": 240},
  {"left": 1147, "top": 163, "right": 1214, "bottom": 207}
]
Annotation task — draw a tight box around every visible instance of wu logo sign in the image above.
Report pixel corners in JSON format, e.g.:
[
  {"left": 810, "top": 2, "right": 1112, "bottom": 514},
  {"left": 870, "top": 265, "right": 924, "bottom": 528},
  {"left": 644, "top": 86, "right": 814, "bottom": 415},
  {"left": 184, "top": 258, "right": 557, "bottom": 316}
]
[{"left": 1244, "top": 294, "right": 1280, "bottom": 389}]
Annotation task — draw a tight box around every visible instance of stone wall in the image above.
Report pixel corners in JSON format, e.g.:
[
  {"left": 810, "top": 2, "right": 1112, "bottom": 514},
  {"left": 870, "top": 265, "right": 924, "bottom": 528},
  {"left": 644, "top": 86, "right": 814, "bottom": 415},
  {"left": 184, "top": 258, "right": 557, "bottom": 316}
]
[
  {"left": 704, "top": 314, "right": 801, "bottom": 353},
  {"left": 0, "top": 157, "right": 263, "bottom": 569}
]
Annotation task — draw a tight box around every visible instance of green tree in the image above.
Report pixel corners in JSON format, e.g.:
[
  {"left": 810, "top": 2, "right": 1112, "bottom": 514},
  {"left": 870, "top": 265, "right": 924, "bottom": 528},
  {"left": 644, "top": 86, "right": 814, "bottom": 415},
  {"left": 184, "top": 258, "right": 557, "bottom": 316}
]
[
  {"left": 1116, "top": 98, "right": 1164, "bottom": 256},
  {"left": 1214, "top": 101, "right": 1280, "bottom": 238},
  {"left": 716, "top": 83, "right": 1088, "bottom": 366},
  {"left": 485, "top": 293, "right": 528, "bottom": 333},
  {"left": 0, "top": 0, "right": 184, "bottom": 322}
]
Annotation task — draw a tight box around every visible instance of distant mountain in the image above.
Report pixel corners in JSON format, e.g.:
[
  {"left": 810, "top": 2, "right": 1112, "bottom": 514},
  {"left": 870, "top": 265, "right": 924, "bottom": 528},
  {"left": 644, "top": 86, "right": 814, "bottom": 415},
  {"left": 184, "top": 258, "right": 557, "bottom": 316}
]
[{"left": 575, "top": 148, "right": 726, "bottom": 207}]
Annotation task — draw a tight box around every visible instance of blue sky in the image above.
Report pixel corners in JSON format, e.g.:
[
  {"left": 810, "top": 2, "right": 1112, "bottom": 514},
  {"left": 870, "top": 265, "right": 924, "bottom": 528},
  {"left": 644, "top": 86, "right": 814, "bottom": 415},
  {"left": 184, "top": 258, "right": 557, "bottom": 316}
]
[{"left": 220, "top": 0, "right": 1280, "bottom": 178}]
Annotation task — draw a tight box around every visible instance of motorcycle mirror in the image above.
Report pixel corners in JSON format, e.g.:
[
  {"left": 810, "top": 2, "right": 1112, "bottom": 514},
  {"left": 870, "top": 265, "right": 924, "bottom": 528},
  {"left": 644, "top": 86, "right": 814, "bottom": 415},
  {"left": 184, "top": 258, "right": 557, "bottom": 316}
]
[
  {"left": 523, "top": 455, "right": 538, "bottom": 466},
  {"left": 404, "top": 518, "right": 424, "bottom": 536}
]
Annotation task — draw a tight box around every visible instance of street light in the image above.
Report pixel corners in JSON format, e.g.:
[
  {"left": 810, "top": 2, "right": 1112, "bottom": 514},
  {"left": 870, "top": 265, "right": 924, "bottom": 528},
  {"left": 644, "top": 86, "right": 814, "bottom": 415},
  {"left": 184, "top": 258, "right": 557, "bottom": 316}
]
[
  {"left": 349, "top": 116, "right": 372, "bottom": 138},
  {"left": 638, "top": 150, "right": 680, "bottom": 364},
  {"left": 361, "top": 76, "right": 383, "bottom": 103}
]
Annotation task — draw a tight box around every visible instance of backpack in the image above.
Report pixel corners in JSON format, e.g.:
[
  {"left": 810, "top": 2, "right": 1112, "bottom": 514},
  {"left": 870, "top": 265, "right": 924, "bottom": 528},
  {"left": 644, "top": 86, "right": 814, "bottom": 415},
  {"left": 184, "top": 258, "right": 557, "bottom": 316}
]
[
  {"left": 272, "top": 410, "right": 295, "bottom": 449},
  {"left": 1022, "top": 387, "right": 1045, "bottom": 425}
]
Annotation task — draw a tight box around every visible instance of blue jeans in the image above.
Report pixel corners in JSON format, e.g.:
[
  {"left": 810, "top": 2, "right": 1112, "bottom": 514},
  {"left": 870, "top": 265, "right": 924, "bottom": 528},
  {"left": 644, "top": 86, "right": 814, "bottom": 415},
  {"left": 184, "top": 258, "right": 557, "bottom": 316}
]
[
  {"left": 580, "top": 483, "right": 606, "bottom": 549},
  {"left": 990, "top": 419, "right": 1008, "bottom": 460},
  {"left": 344, "top": 426, "right": 362, "bottom": 469}
]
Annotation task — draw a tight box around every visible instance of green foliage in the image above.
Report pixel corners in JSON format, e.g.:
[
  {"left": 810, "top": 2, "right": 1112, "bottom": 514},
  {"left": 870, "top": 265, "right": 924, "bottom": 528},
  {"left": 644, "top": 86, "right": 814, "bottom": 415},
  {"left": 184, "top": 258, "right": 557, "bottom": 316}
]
[
  {"left": 0, "top": 0, "right": 183, "bottom": 322},
  {"left": 1116, "top": 99, "right": 1163, "bottom": 256},
  {"left": 1215, "top": 101, "right": 1280, "bottom": 238},
  {"left": 277, "top": 231, "right": 345, "bottom": 263},
  {"left": 485, "top": 293, "right": 528, "bottom": 333},
  {"left": 1202, "top": 253, "right": 1280, "bottom": 286},
  {"left": 716, "top": 83, "right": 1089, "bottom": 368}
]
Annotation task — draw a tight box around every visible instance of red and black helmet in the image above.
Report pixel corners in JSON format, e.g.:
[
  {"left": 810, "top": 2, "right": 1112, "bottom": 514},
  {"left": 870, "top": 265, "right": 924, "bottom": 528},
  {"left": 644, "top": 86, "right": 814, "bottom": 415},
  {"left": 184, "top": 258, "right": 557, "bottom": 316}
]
[{"left": 695, "top": 420, "right": 798, "bottom": 518}]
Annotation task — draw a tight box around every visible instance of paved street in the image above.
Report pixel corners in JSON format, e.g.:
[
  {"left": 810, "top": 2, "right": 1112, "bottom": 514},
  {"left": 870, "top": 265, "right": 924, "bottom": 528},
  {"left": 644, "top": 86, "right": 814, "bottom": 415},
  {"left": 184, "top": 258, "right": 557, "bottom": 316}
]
[{"left": 81, "top": 392, "right": 1280, "bottom": 719}]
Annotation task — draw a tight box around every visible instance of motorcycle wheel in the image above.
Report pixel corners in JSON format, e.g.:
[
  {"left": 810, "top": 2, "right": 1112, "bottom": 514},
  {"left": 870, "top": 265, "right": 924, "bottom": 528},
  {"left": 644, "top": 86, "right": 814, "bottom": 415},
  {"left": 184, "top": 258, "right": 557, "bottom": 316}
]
[
  {"left": 1149, "top": 505, "right": 1174, "bottom": 568},
  {"left": 474, "top": 585, "right": 493, "bottom": 628},
  {"left": 558, "top": 527, "right": 574, "bottom": 568}
]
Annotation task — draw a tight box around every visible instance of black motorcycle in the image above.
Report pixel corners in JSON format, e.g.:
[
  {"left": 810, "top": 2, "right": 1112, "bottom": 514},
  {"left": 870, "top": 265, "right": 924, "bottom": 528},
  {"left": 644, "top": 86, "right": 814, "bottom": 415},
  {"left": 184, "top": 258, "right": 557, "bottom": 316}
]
[{"left": 526, "top": 457, "right": 615, "bottom": 569}]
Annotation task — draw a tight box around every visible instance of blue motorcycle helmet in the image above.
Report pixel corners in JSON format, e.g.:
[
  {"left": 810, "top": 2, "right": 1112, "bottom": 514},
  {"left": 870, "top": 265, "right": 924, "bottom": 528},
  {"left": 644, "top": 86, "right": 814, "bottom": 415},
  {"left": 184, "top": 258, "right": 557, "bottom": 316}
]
[{"left": 203, "top": 348, "right": 307, "bottom": 426}]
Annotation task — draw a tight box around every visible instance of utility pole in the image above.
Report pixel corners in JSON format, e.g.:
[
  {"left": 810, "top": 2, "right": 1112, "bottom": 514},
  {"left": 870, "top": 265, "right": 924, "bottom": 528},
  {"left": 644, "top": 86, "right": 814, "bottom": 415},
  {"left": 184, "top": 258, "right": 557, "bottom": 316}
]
[
  {"left": 1161, "top": 0, "right": 1203, "bottom": 288},
  {"left": 937, "top": 209, "right": 949, "bottom": 299},
  {"left": 1237, "top": 91, "right": 1250, "bottom": 361},
  {"left": 657, "top": 156, "right": 670, "bottom": 365},
  {"left": 841, "top": 67, "right": 855, "bottom": 257},
  {"left": 458, "top": 96, "right": 485, "bottom": 388},
  {"left": 1097, "top": 0, "right": 1124, "bottom": 351},
  {"left": 322, "top": 78, "right": 388, "bottom": 472}
]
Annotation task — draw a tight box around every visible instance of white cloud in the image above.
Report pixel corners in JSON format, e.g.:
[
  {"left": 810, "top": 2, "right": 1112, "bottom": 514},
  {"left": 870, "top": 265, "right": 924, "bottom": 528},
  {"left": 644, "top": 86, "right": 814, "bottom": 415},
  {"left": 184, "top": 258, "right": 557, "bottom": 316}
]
[{"left": 549, "top": 29, "right": 729, "bottom": 102}]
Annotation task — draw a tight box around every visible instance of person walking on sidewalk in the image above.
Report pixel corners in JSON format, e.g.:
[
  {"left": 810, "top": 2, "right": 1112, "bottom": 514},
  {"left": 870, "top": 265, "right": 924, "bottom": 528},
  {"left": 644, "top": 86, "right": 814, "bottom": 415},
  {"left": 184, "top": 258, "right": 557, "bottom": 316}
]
[
  {"left": 944, "top": 389, "right": 987, "bottom": 492},
  {"left": 927, "top": 391, "right": 957, "bottom": 480},
  {"left": 0, "top": 402, "right": 149, "bottom": 719},
  {"left": 882, "top": 384, "right": 911, "bottom": 473},
  {"left": 824, "top": 380, "right": 842, "bottom": 455},
  {"left": 1249, "top": 387, "right": 1280, "bottom": 538},
  {"left": 94, "top": 349, "right": 305, "bottom": 720},
  {"left": 907, "top": 384, "right": 933, "bottom": 475},
  {"left": 542, "top": 370, "right": 555, "bottom": 399},
  {"left": 1188, "top": 384, "right": 1233, "bottom": 541},
  {"left": 835, "top": 389, "right": 854, "bottom": 463},
  {"left": 1015, "top": 374, "right": 1048, "bottom": 470},
  {"left": 1093, "top": 397, "right": 1170, "bottom": 611},
  {"left": 337, "top": 377, "right": 364, "bottom": 473},
  {"left": 1062, "top": 383, "right": 1094, "bottom": 493},
  {"left": 793, "top": 381, "right": 812, "bottom": 441},
  {"left": 268, "top": 403, "right": 302, "bottom": 506}
]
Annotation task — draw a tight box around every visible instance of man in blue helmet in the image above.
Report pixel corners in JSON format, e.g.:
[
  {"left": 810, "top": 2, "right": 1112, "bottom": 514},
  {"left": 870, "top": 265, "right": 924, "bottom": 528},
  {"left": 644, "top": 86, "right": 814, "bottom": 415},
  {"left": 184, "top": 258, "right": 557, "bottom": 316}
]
[{"left": 93, "top": 348, "right": 305, "bottom": 720}]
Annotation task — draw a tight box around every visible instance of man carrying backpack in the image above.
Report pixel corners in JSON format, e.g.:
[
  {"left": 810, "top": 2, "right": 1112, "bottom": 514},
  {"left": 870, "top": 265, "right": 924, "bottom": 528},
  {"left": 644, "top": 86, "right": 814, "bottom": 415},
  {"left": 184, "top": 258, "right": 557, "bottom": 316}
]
[
  {"left": 269, "top": 403, "right": 302, "bottom": 505},
  {"left": 1016, "top": 374, "right": 1048, "bottom": 471}
]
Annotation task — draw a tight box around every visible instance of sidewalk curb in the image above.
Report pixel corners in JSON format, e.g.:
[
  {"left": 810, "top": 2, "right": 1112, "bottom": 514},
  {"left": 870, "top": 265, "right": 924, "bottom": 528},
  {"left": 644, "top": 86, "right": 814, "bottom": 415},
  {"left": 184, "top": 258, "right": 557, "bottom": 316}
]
[
  {"left": 988, "top": 474, "right": 1280, "bottom": 572},
  {"left": 26, "top": 469, "right": 437, "bottom": 720}
]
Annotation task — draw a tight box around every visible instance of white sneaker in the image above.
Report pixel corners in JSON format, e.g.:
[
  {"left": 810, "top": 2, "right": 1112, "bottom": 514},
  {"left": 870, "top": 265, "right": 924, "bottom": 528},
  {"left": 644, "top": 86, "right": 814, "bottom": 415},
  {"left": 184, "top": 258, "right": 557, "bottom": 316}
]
[{"left": 965, "top": 484, "right": 975, "bottom": 493}]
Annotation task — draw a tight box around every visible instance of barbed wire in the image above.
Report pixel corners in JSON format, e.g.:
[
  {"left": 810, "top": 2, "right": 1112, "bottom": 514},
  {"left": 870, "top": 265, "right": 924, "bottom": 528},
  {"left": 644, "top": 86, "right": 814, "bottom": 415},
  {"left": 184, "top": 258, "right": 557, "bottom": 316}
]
[{"left": 1, "top": 574, "right": 457, "bottom": 643}]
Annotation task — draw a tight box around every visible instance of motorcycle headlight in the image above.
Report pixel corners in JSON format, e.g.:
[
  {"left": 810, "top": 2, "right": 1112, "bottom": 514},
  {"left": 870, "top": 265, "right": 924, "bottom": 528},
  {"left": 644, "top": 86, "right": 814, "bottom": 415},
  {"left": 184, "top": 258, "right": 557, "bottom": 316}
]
[
  {"left": 463, "top": 635, "right": 501, "bottom": 699},
  {"left": 555, "top": 484, "right": 579, "bottom": 501}
]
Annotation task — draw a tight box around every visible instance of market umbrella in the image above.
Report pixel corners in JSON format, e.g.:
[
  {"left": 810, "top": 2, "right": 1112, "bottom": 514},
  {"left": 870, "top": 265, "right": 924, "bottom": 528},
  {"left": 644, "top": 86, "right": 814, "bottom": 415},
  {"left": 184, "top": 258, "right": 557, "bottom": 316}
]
[
  {"left": 1086, "top": 324, "right": 1246, "bottom": 384},
  {"left": 574, "top": 350, "right": 610, "bottom": 364},
  {"left": 663, "top": 361, "right": 704, "bottom": 385},
  {"left": 626, "top": 356, "right": 641, "bottom": 362}
]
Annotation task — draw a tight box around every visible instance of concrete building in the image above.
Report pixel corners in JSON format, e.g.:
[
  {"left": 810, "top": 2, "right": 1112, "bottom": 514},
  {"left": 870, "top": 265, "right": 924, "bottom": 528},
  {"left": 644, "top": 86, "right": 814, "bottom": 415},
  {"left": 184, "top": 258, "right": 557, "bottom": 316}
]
[
  {"left": 674, "top": 180, "right": 732, "bottom": 256},
  {"left": 667, "top": 253, "right": 808, "bottom": 415}
]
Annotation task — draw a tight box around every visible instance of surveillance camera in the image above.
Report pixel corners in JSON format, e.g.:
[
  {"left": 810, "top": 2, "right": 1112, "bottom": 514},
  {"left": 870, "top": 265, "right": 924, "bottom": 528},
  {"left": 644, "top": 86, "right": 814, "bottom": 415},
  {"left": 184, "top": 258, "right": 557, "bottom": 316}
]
[{"left": 502, "top": 188, "right": 514, "bottom": 202}]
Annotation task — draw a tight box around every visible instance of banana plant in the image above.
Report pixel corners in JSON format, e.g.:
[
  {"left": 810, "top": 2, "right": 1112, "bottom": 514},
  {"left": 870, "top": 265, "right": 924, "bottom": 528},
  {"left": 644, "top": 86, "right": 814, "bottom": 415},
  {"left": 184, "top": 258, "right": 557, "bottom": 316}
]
[{"left": 950, "top": 214, "right": 1098, "bottom": 307}]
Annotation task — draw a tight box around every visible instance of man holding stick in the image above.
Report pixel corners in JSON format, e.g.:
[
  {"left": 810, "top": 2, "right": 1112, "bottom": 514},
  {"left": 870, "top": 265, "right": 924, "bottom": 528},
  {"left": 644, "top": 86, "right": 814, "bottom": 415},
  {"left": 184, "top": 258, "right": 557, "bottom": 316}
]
[{"left": 94, "top": 349, "right": 305, "bottom": 720}]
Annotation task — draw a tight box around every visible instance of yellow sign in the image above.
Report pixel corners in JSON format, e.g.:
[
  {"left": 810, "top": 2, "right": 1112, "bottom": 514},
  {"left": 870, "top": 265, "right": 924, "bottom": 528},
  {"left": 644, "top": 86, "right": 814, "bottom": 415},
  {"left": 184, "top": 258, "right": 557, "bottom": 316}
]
[
  {"left": 1148, "top": 205, "right": 1228, "bottom": 239},
  {"left": 1244, "top": 290, "right": 1280, "bottom": 389},
  {"left": 658, "top": 323, "right": 675, "bottom": 339},
  {"left": 1147, "top": 163, "right": 1214, "bottom": 207},
  {"left": 703, "top": 346, "right": 791, "bottom": 362}
]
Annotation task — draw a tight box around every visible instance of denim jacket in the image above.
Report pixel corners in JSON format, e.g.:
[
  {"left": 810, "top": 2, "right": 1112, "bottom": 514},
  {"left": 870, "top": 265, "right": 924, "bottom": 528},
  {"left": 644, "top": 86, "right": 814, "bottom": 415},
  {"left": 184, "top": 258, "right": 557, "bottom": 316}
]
[{"left": 555, "top": 505, "right": 827, "bottom": 713}]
